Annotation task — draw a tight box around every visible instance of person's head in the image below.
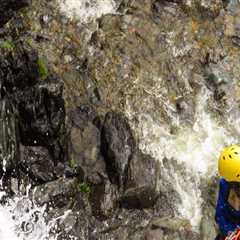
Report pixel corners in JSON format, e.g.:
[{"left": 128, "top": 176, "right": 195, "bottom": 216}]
[{"left": 218, "top": 145, "right": 240, "bottom": 182}]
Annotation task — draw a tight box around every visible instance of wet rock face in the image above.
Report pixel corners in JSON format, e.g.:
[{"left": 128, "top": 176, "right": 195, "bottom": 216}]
[
  {"left": 121, "top": 151, "right": 160, "bottom": 209},
  {"left": 0, "top": 42, "right": 66, "bottom": 184},
  {"left": 0, "top": 98, "right": 18, "bottom": 174},
  {"left": 0, "top": 0, "right": 29, "bottom": 27},
  {"left": 101, "top": 112, "right": 136, "bottom": 188},
  {"left": 17, "top": 78, "right": 65, "bottom": 161},
  {"left": 90, "top": 179, "right": 118, "bottom": 219},
  {"left": 33, "top": 178, "right": 76, "bottom": 207},
  {"left": 20, "top": 146, "right": 64, "bottom": 184},
  {"left": 1, "top": 46, "right": 39, "bottom": 92},
  {"left": 68, "top": 105, "right": 106, "bottom": 183}
]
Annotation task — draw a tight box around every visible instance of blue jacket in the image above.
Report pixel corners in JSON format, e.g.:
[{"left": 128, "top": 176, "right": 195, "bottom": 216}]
[{"left": 215, "top": 178, "right": 240, "bottom": 235}]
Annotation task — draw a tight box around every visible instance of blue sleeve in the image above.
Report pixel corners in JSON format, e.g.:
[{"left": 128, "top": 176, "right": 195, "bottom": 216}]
[{"left": 215, "top": 178, "right": 238, "bottom": 236}]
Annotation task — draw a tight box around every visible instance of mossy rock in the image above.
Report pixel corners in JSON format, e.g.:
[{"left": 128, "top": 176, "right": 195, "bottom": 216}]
[
  {"left": 37, "top": 56, "right": 48, "bottom": 80},
  {"left": 0, "top": 41, "right": 15, "bottom": 52}
]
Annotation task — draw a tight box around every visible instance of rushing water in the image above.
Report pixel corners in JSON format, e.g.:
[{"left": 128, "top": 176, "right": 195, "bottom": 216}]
[
  {"left": 58, "top": 0, "right": 117, "bottom": 23},
  {"left": 0, "top": 187, "right": 75, "bottom": 240},
  {"left": 126, "top": 86, "right": 238, "bottom": 229},
  {"left": 0, "top": 190, "right": 52, "bottom": 240}
]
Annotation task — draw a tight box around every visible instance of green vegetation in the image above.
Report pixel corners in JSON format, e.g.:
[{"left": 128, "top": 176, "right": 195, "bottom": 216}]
[
  {"left": 0, "top": 41, "right": 15, "bottom": 52},
  {"left": 37, "top": 57, "right": 48, "bottom": 80},
  {"left": 79, "top": 182, "right": 91, "bottom": 194},
  {"left": 69, "top": 157, "right": 77, "bottom": 169}
]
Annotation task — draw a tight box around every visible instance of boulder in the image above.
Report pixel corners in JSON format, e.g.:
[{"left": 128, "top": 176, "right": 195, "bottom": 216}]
[
  {"left": 68, "top": 105, "right": 106, "bottom": 183},
  {"left": 90, "top": 179, "right": 118, "bottom": 219},
  {"left": 121, "top": 151, "right": 160, "bottom": 209},
  {"left": 33, "top": 178, "right": 76, "bottom": 207},
  {"left": 120, "top": 186, "right": 158, "bottom": 209},
  {"left": 101, "top": 111, "right": 136, "bottom": 188},
  {"left": 20, "top": 145, "right": 64, "bottom": 184}
]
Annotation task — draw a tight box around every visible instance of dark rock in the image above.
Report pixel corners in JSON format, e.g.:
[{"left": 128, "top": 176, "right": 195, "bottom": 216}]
[
  {"left": 33, "top": 178, "right": 76, "bottom": 208},
  {"left": 0, "top": 98, "right": 19, "bottom": 175},
  {"left": 2, "top": 46, "right": 39, "bottom": 92},
  {"left": 90, "top": 179, "right": 118, "bottom": 219},
  {"left": 17, "top": 77, "right": 65, "bottom": 162},
  {"left": 0, "top": 0, "right": 29, "bottom": 27},
  {"left": 68, "top": 105, "right": 106, "bottom": 183},
  {"left": 120, "top": 186, "right": 158, "bottom": 209},
  {"left": 19, "top": 145, "right": 64, "bottom": 184},
  {"left": 121, "top": 151, "right": 160, "bottom": 209},
  {"left": 69, "top": 104, "right": 99, "bottom": 130},
  {"left": 101, "top": 112, "right": 136, "bottom": 188},
  {"left": 0, "top": 43, "right": 66, "bottom": 164}
]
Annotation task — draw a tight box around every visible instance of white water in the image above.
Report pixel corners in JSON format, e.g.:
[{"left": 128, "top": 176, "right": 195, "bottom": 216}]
[
  {"left": 58, "top": 0, "right": 117, "bottom": 23},
  {"left": 125, "top": 86, "right": 238, "bottom": 230},
  {"left": 0, "top": 189, "right": 58, "bottom": 240},
  {"left": 0, "top": 181, "right": 76, "bottom": 240}
]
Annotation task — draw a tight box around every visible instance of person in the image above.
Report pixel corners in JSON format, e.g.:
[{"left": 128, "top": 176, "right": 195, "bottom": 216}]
[{"left": 215, "top": 145, "right": 240, "bottom": 240}]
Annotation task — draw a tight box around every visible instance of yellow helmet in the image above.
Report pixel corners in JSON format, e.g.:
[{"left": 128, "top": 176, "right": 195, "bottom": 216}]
[{"left": 218, "top": 145, "right": 240, "bottom": 182}]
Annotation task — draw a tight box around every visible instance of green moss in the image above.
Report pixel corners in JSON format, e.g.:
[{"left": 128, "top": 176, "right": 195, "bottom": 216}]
[
  {"left": 70, "top": 180, "right": 91, "bottom": 195},
  {"left": 69, "top": 157, "right": 77, "bottom": 169},
  {"left": 25, "top": 37, "right": 34, "bottom": 47},
  {"left": 37, "top": 57, "right": 48, "bottom": 80},
  {"left": 0, "top": 41, "right": 15, "bottom": 52},
  {"left": 79, "top": 182, "right": 91, "bottom": 194}
]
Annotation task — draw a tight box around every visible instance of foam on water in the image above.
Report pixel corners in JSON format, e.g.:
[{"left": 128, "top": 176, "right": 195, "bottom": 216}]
[
  {"left": 0, "top": 188, "right": 71, "bottom": 240},
  {"left": 125, "top": 86, "right": 238, "bottom": 229},
  {"left": 58, "top": 0, "right": 117, "bottom": 23}
]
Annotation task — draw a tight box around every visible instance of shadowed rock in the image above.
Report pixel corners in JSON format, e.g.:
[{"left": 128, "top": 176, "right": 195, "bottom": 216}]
[
  {"left": 33, "top": 178, "right": 76, "bottom": 207},
  {"left": 0, "top": 0, "right": 30, "bottom": 27},
  {"left": 121, "top": 150, "right": 160, "bottom": 209},
  {"left": 20, "top": 145, "right": 65, "bottom": 184},
  {"left": 68, "top": 105, "right": 106, "bottom": 183},
  {"left": 0, "top": 98, "right": 18, "bottom": 175},
  {"left": 101, "top": 112, "right": 136, "bottom": 188}
]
